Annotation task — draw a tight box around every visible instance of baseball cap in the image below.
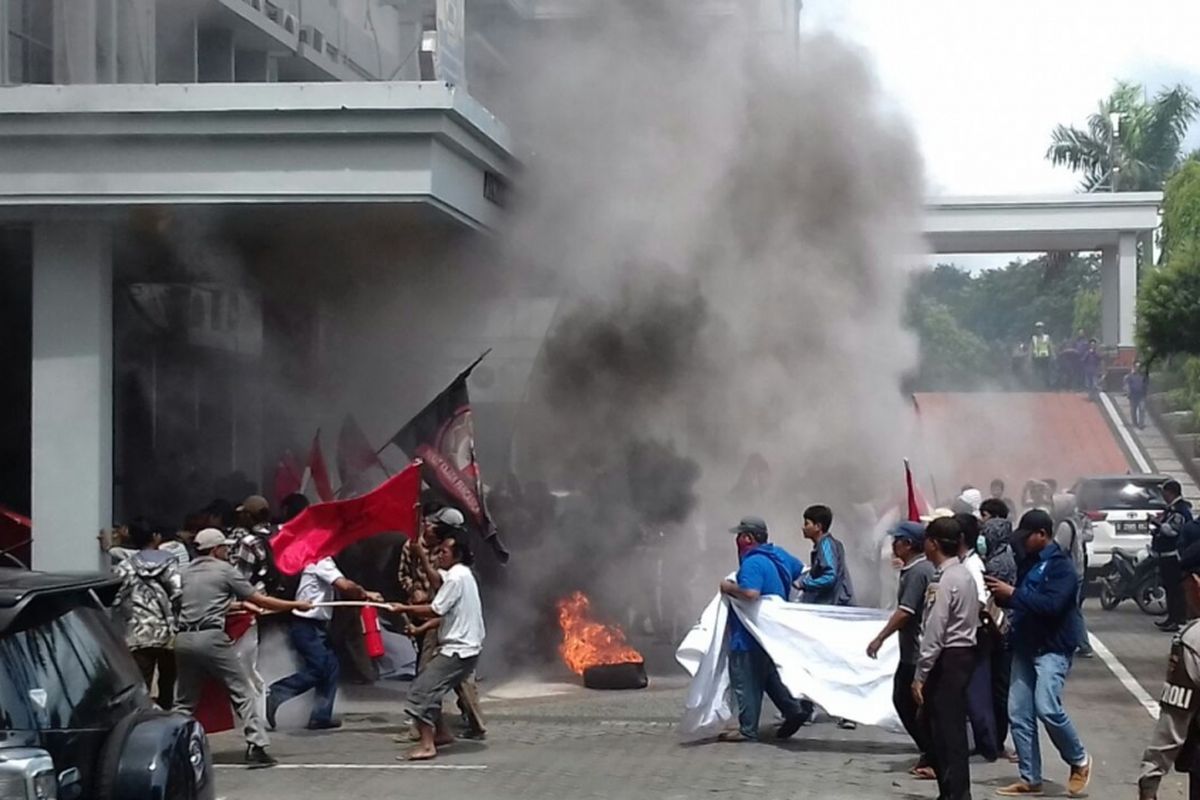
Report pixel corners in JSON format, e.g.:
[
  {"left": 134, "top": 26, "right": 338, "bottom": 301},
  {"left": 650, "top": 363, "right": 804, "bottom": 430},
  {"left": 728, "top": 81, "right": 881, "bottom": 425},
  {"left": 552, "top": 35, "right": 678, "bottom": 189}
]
[
  {"left": 432, "top": 507, "right": 466, "bottom": 528},
  {"left": 237, "top": 495, "right": 270, "bottom": 515},
  {"left": 729, "top": 515, "right": 768, "bottom": 537},
  {"left": 1015, "top": 509, "right": 1054, "bottom": 538},
  {"left": 890, "top": 520, "right": 926, "bottom": 546},
  {"left": 195, "top": 528, "right": 234, "bottom": 552}
]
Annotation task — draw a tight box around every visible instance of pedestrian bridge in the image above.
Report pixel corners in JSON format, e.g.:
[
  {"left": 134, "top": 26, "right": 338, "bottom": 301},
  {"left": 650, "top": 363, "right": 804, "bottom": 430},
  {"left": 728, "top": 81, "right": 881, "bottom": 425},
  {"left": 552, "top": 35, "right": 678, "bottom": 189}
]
[{"left": 924, "top": 194, "right": 1162, "bottom": 347}]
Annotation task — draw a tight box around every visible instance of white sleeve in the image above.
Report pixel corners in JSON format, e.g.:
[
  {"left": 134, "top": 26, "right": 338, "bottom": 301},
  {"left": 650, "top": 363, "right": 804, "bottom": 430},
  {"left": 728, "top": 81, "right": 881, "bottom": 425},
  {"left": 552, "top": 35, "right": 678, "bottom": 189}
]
[
  {"left": 313, "top": 557, "right": 344, "bottom": 585},
  {"left": 431, "top": 570, "right": 464, "bottom": 616}
]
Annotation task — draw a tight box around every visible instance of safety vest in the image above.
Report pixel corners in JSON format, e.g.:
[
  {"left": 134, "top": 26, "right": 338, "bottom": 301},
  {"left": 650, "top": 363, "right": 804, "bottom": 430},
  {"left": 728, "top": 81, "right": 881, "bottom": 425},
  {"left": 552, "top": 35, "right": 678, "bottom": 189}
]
[
  {"left": 1163, "top": 622, "right": 1200, "bottom": 771},
  {"left": 1031, "top": 335, "right": 1051, "bottom": 359}
]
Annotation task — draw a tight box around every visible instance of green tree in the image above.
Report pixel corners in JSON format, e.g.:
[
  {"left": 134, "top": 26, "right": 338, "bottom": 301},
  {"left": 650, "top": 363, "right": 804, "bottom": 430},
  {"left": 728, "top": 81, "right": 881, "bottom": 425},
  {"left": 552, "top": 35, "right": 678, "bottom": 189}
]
[
  {"left": 1072, "top": 287, "right": 1101, "bottom": 338},
  {"left": 1047, "top": 81, "right": 1199, "bottom": 191},
  {"left": 1137, "top": 241, "right": 1200, "bottom": 361},
  {"left": 1162, "top": 161, "right": 1200, "bottom": 257},
  {"left": 907, "top": 298, "right": 991, "bottom": 390}
]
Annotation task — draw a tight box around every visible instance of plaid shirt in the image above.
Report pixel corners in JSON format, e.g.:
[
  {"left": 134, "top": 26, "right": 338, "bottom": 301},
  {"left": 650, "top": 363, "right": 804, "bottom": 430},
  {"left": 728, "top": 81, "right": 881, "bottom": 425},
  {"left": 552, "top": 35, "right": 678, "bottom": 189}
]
[
  {"left": 397, "top": 538, "right": 432, "bottom": 603},
  {"left": 229, "top": 523, "right": 274, "bottom": 592}
]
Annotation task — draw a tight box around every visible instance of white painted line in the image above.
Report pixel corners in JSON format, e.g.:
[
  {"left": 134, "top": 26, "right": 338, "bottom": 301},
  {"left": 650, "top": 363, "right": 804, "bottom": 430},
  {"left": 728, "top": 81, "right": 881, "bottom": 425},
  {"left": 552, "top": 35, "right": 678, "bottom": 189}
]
[
  {"left": 215, "top": 763, "right": 487, "bottom": 771},
  {"left": 1088, "top": 632, "right": 1160, "bottom": 720},
  {"left": 1098, "top": 391, "right": 1153, "bottom": 473}
]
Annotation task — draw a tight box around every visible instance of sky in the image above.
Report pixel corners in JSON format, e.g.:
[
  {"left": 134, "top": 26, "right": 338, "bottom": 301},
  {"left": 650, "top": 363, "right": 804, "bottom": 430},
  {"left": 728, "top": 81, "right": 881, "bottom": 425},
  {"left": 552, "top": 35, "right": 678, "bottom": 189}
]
[{"left": 800, "top": 0, "right": 1200, "bottom": 198}]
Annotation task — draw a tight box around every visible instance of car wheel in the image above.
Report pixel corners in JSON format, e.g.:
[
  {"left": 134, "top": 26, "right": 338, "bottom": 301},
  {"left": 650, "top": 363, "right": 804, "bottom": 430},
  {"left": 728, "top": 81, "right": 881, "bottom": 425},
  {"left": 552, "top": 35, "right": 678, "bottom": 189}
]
[
  {"left": 1136, "top": 582, "right": 1168, "bottom": 616},
  {"left": 1099, "top": 584, "right": 1121, "bottom": 611}
]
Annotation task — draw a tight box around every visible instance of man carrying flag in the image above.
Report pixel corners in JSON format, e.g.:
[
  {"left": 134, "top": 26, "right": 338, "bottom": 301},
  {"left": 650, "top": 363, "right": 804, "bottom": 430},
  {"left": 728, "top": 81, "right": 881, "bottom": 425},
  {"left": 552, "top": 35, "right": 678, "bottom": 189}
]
[{"left": 387, "top": 353, "right": 509, "bottom": 563}]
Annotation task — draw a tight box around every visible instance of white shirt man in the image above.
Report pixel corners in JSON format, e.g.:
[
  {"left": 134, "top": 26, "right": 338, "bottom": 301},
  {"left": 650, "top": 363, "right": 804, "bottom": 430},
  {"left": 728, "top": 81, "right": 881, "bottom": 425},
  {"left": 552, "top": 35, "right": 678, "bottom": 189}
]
[{"left": 431, "top": 561, "right": 486, "bottom": 658}]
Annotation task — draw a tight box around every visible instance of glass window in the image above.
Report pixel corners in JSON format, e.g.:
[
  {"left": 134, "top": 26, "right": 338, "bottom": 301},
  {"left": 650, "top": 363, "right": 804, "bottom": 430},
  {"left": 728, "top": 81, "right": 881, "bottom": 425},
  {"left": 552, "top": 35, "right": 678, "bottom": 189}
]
[
  {"left": 0, "top": 600, "right": 146, "bottom": 731},
  {"left": 1077, "top": 479, "right": 1167, "bottom": 512},
  {"left": 6, "top": 0, "right": 53, "bottom": 84}
]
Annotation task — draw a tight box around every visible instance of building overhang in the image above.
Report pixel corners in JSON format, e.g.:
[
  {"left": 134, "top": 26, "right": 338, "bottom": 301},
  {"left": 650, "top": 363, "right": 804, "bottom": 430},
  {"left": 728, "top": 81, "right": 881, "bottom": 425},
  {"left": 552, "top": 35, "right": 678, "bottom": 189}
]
[
  {"left": 0, "top": 82, "right": 515, "bottom": 231},
  {"left": 925, "top": 193, "right": 1162, "bottom": 254}
]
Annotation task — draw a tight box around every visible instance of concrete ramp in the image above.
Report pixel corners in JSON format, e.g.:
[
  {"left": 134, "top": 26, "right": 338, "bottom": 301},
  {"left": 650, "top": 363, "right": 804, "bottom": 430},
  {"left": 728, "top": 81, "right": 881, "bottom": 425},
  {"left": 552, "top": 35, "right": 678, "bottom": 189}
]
[{"left": 912, "top": 392, "right": 1132, "bottom": 501}]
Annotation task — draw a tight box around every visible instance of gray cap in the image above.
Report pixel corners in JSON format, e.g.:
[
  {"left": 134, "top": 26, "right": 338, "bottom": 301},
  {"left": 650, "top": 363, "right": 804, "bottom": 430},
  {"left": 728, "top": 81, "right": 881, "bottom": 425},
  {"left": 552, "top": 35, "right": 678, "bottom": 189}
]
[
  {"left": 195, "top": 528, "right": 235, "bottom": 552},
  {"left": 432, "top": 507, "right": 466, "bottom": 529},
  {"left": 730, "top": 515, "right": 768, "bottom": 537}
]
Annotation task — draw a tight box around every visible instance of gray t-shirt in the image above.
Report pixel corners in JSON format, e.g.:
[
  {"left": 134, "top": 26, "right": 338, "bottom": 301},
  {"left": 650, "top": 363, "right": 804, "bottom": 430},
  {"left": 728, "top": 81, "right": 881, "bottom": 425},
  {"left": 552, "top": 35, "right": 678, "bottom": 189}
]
[
  {"left": 179, "top": 556, "right": 256, "bottom": 630},
  {"left": 916, "top": 559, "right": 980, "bottom": 683},
  {"left": 896, "top": 555, "right": 936, "bottom": 665}
]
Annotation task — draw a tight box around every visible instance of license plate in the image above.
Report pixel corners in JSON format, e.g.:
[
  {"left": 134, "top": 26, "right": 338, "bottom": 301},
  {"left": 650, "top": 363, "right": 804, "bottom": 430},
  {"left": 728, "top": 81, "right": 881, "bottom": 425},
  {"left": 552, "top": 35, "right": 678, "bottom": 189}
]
[{"left": 1116, "top": 521, "right": 1150, "bottom": 535}]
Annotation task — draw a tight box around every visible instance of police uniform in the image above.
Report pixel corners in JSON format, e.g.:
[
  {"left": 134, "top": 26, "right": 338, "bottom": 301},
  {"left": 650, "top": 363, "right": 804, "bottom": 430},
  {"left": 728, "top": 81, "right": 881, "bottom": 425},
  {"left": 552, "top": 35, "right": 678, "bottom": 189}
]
[{"left": 1138, "top": 620, "right": 1200, "bottom": 799}]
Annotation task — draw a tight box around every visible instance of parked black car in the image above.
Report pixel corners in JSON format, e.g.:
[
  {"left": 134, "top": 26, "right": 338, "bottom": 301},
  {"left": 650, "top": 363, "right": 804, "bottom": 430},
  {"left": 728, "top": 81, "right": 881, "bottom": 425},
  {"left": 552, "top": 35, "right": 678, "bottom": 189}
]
[{"left": 0, "top": 568, "right": 215, "bottom": 800}]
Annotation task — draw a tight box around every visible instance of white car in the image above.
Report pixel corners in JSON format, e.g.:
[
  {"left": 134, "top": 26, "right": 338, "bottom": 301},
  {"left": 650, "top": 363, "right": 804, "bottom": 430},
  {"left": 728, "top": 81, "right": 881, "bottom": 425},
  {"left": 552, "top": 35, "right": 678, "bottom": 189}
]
[{"left": 1076, "top": 474, "right": 1170, "bottom": 575}]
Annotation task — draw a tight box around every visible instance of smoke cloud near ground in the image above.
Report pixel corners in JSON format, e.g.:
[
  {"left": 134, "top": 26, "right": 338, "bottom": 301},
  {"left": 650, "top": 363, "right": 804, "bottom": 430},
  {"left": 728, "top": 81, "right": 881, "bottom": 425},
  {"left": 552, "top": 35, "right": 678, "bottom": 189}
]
[{"left": 484, "top": 0, "right": 927, "bottom": 662}]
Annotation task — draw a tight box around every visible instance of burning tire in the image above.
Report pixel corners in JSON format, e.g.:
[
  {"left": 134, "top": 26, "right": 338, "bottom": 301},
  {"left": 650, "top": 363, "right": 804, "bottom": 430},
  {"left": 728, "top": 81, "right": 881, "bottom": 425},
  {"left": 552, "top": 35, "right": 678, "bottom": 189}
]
[{"left": 582, "top": 661, "right": 648, "bottom": 691}]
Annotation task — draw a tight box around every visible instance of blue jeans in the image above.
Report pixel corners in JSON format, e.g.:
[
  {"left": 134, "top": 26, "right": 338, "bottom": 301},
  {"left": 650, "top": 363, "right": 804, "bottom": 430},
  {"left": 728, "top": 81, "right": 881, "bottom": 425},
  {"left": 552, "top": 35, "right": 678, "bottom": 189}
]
[
  {"left": 1008, "top": 651, "right": 1087, "bottom": 784},
  {"left": 728, "top": 643, "right": 803, "bottom": 739},
  {"left": 269, "top": 618, "right": 340, "bottom": 725}
]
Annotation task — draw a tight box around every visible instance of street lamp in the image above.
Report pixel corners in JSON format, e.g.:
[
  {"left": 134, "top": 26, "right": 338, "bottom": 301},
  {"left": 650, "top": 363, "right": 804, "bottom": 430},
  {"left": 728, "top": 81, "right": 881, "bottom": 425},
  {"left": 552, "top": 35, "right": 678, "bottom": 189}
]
[{"left": 1109, "top": 111, "right": 1122, "bottom": 193}]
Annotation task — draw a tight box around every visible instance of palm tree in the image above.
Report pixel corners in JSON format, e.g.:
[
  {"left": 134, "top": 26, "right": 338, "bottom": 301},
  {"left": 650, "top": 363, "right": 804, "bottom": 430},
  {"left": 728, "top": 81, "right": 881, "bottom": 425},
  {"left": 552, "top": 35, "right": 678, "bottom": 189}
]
[{"left": 1047, "top": 81, "right": 1200, "bottom": 192}]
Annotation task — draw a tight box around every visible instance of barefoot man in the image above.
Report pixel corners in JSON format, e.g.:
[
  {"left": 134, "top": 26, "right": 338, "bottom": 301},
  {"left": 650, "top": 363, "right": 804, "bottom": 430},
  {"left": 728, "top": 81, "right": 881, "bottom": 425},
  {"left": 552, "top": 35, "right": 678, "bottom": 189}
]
[{"left": 389, "top": 533, "right": 485, "bottom": 760}]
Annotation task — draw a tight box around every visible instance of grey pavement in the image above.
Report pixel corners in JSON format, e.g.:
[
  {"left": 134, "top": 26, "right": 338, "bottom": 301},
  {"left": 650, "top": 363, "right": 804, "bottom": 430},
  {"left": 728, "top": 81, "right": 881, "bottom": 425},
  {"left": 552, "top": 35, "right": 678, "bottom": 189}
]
[{"left": 210, "top": 599, "right": 1185, "bottom": 800}]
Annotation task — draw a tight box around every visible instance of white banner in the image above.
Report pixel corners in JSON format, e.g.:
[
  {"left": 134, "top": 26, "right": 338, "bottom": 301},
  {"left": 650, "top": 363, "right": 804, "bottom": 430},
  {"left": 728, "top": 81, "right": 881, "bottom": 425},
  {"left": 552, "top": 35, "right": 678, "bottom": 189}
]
[
  {"left": 676, "top": 591, "right": 903, "bottom": 740},
  {"left": 434, "top": 0, "right": 466, "bottom": 88}
]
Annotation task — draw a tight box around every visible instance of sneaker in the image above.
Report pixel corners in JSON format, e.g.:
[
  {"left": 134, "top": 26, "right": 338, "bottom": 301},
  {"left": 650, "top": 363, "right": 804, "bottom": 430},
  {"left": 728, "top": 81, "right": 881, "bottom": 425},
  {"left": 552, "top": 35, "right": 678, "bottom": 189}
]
[
  {"left": 1158, "top": 622, "right": 1182, "bottom": 633},
  {"left": 776, "top": 715, "right": 805, "bottom": 740},
  {"left": 1076, "top": 647, "right": 1095, "bottom": 659},
  {"left": 1068, "top": 755, "right": 1092, "bottom": 797},
  {"left": 996, "top": 782, "right": 1043, "bottom": 796},
  {"left": 837, "top": 718, "right": 857, "bottom": 730},
  {"left": 265, "top": 692, "right": 280, "bottom": 731},
  {"left": 460, "top": 727, "right": 487, "bottom": 741},
  {"left": 245, "top": 745, "right": 277, "bottom": 769},
  {"left": 305, "top": 719, "right": 343, "bottom": 731}
]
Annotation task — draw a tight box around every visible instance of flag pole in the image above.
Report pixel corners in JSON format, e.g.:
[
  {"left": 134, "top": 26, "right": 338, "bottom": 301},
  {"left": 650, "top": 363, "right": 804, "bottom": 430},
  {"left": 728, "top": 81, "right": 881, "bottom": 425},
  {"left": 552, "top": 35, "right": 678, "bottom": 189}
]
[{"left": 375, "top": 350, "right": 493, "bottom": 458}]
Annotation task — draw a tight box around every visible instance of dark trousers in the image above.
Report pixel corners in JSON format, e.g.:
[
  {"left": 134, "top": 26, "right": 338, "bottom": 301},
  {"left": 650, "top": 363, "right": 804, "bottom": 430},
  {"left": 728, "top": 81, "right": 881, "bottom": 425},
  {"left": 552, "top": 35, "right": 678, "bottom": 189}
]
[
  {"left": 894, "top": 662, "right": 930, "bottom": 759},
  {"left": 924, "top": 647, "right": 975, "bottom": 800},
  {"left": 992, "top": 645, "right": 1013, "bottom": 747},
  {"left": 132, "top": 646, "right": 176, "bottom": 710},
  {"left": 1163, "top": 555, "right": 1186, "bottom": 625},
  {"left": 966, "top": 634, "right": 999, "bottom": 759},
  {"left": 269, "top": 618, "right": 340, "bottom": 725},
  {"left": 728, "top": 643, "right": 804, "bottom": 740}
]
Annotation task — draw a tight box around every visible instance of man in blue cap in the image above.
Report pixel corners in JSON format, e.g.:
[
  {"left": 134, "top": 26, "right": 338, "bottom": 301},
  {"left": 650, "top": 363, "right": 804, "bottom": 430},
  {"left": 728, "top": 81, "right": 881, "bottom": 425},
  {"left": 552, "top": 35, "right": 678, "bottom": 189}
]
[
  {"left": 717, "top": 515, "right": 807, "bottom": 742},
  {"left": 867, "top": 520, "right": 937, "bottom": 778}
]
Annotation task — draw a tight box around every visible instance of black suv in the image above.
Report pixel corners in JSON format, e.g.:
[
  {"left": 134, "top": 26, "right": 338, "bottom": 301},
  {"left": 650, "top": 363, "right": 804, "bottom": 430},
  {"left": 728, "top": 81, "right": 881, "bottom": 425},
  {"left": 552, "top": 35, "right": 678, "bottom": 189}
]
[{"left": 0, "top": 568, "right": 215, "bottom": 800}]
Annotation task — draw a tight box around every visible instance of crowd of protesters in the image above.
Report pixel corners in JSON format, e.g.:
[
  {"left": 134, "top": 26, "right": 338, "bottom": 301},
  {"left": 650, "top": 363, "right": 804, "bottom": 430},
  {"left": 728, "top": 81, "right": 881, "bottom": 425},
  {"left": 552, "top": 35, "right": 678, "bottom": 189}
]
[{"left": 102, "top": 493, "right": 486, "bottom": 766}]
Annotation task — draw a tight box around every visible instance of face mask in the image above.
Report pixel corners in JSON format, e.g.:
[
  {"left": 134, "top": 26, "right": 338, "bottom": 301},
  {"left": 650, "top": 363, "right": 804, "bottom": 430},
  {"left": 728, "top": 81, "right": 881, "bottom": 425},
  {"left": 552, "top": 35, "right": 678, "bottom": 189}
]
[
  {"left": 976, "top": 535, "right": 988, "bottom": 558},
  {"left": 737, "top": 539, "right": 756, "bottom": 560}
]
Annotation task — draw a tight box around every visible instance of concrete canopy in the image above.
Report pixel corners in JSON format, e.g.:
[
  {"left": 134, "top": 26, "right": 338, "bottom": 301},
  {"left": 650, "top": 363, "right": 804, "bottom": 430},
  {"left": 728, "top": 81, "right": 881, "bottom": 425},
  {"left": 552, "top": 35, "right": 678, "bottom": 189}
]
[
  {"left": 0, "top": 82, "right": 515, "bottom": 231},
  {"left": 925, "top": 193, "right": 1161, "bottom": 254}
]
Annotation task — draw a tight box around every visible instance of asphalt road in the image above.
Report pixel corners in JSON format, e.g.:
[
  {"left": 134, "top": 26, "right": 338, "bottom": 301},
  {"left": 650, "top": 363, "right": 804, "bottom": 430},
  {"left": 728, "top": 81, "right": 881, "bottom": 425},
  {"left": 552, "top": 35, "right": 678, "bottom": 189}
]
[{"left": 209, "top": 596, "right": 1182, "bottom": 800}]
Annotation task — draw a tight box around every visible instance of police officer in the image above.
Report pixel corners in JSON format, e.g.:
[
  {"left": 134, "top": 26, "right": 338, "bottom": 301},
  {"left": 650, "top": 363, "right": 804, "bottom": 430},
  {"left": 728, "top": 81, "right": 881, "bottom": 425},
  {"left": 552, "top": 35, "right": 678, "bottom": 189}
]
[
  {"left": 175, "top": 529, "right": 312, "bottom": 767},
  {"left": 1031, "top": 322, "right": 1053, "bottom": 390},
  {"left": 1138, "top": 564, "right": 1200, "bottom": 799}
]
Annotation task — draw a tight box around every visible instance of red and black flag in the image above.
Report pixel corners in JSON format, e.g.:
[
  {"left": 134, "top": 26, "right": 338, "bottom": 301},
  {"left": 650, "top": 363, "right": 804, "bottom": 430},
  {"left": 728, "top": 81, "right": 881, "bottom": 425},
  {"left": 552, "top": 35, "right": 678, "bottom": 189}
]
[{"left": 388, "top": 351, "right": 508, "bottom": 563}]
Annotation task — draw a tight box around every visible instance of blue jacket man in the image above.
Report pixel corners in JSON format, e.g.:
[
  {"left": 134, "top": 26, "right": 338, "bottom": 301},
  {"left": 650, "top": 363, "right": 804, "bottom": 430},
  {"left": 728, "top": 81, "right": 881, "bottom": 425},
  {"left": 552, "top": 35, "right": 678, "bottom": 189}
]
[
  {"left": 798, "top": 504, "right": 855, "bottom": 606},
  {"left": 986, "top": 509, "right": 1091, "bottom": 797},
  {"left": 718, "top": 515, "right": 807, "bottom": 743}
]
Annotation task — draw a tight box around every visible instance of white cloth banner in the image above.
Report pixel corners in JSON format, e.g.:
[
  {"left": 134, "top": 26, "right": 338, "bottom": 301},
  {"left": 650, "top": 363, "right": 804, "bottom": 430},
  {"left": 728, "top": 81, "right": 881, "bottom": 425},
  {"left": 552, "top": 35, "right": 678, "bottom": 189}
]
[{"left": 676, "top": 591, "right": 903, "bottom": 740}]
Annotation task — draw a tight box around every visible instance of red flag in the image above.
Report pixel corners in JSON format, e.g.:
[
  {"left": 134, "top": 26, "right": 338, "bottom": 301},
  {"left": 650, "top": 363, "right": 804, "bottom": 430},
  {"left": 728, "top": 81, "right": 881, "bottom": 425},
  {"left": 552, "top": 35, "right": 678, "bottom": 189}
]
[
  {"left": 905, "top": 459, "right": 925, "bottom": 523},
  {"left": 305, "top": 431, "right": 335, "bottom": 503},
  {"left": 271, "top": 461, "right": 422, "bottom": 575},
  {"left": 337, "top": 414, "right": 384, "bottom": 492},
  {"left": 272, "top": 450, "right": 303, "bottom": 507}
]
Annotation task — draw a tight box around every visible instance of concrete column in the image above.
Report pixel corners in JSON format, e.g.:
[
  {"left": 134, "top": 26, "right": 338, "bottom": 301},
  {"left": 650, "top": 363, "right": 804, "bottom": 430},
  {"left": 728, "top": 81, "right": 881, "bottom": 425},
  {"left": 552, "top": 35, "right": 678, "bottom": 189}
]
[
  {"left": 1117, "top": 231, "right": 1138, "bottom": 346},
  {"left": 1100, "top": 234, "right": 1139, "bottom": 347},
  {"left": 1101, "top": 245, "right": 1118, "bottom": 346},
  {"left": 31, "top": 221, "right": 112, "bottom": 573}
]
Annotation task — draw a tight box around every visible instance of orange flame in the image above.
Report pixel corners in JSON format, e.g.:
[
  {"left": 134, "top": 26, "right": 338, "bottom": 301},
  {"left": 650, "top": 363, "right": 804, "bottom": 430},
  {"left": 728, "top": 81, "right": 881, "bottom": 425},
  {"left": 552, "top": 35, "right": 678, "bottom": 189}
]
[{"left": 556, "top": 591, "right": 644, "bottom": 675}]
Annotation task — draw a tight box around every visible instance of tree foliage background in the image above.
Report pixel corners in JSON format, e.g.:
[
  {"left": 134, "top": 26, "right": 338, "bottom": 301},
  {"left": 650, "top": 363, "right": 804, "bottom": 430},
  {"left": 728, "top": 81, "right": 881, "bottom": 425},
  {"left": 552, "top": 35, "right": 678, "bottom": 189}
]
[
  {"left": 906, "top": 255, "right": 1099, "bottom": 390},
  {"left": 1138, "top": 161, "right": 1200, "bottom": 361}
]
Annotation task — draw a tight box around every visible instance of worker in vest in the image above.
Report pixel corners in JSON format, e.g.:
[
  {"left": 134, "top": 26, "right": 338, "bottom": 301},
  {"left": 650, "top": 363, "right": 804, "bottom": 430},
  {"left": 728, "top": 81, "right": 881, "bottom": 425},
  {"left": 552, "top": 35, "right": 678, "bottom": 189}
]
[
  {"left": 1030, "top": 322, "right": 1054, "bottom": 390},
  {"left": 1137, "top": 565, "right": 1200, "bottom": 798}
]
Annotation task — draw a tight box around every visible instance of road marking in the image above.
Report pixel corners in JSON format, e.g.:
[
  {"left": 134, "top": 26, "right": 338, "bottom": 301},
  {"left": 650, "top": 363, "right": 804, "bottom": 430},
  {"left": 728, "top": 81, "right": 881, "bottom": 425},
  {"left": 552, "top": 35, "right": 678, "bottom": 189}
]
[
  {"left": 1088, "top": 632, "right": 1160, "bottom": 720},
  {"left": 1098, "top": 391, "right": 1153, "bottom": 473},
  {"left": 215, "top": 764, "right": 487, "bottom": 771}
]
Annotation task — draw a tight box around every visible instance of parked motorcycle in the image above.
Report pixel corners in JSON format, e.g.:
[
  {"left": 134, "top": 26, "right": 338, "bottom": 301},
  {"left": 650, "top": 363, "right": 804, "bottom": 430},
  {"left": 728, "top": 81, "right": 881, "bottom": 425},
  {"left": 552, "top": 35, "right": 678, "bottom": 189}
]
[{"left": 1099, "top": 547, "right": 1167, "bottom": 616}]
